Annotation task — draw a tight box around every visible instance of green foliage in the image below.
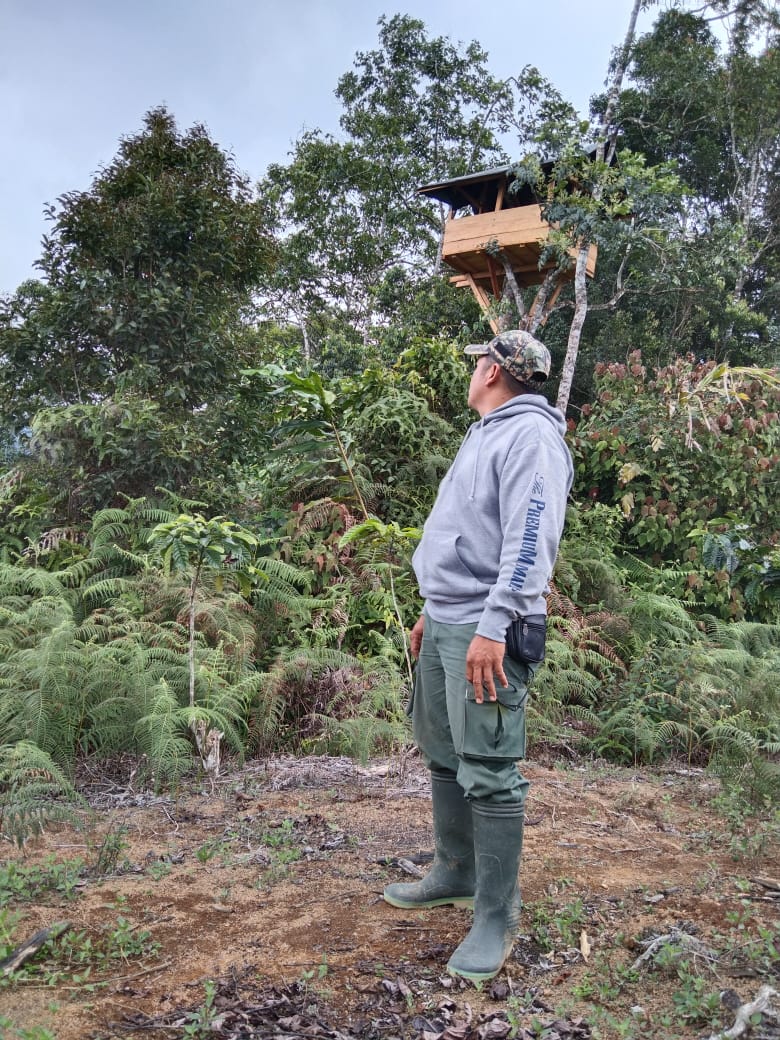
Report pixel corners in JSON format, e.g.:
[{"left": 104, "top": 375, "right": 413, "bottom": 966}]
[
  {"left": 264, "top": 368, "right": 374, "bottom": 518},
  {"left": 0, "top": 857, "right": 83, "bottom": 904},
  {"left": 252, "top": 356, "right": 462, "bottom": 527},
  {"left": 25, "top": 398, "right": 216, "bottom": 521},
  {"left": 248, "top": 644, "right": 406, "bottom": 760},
  {"left": 1, "top": 915, "right": 160, "bottom": 989},
  {"left": 0, "top": 1019, "right": 57, "bottom": 1040},
  {"left": 256, "top": 14, "right": 518, "bottom": 354},
  {"left": 614, "top": 8, "right": 780, "bottom": 363},
  {"left": 533, "top": 499, "right": 780, "bottom": 802},
  {"left": 1, "top": 9, "right": 779, "bottom": 815},
  {"left": 0, "top": 107, "right": 274, "bottom": 425},
  {"left": 182, "top": 978, "right": 220, "bottom": 1038},
  {"left": 570, "top": 354, "right": 780, "bottom": 621},
  {"left": 0, "top": 741, "right": 81, "bottom": 847},
  {"left": 0, "top": 508, "right": 305, "bottom": 795},
  {"left": 149, "top": 514, "right": 259, "bottom": 579},
  {"left": 395, "top": 337, "right": 472, "bottom": 430},
  {"left": 528, "top": 895, "right": 588, "bottom": 953}
]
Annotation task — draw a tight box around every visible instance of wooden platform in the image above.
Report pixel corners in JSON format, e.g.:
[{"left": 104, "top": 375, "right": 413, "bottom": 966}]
[{"left": 441, "top": 205, "right": 597, "bottom": 288}]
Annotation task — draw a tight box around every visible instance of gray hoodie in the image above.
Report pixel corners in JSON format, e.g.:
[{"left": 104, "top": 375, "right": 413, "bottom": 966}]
[{"left": 412, "top": 393, "right": 573, "bottom": 643}]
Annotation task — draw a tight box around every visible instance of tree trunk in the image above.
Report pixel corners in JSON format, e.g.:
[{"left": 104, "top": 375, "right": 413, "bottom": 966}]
[
  {"left": 498, "top": 252, "right": 526, "bottom": 328},
  {"left": 555, "top": 0, "right": 642, "bottom": 409},
  {"left": 188, "top": 566, "right": 200, "bottom": 709},
  {"left": 598, "top": 0, "right": 642, "bottom": 167},
  {"left": 556, "top": 243, "right": 590, "bottom": 413}
]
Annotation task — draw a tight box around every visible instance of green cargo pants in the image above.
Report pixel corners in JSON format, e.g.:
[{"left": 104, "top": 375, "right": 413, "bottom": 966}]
[{"left": 410, "top": 611, "right": 532, "bottom": 806}]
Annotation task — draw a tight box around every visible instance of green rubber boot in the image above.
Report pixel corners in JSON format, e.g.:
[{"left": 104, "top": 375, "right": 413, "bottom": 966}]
[
  {"left": 383, "top": 770, "right": 475, "bottom": 909},
  {"left": 446, "top": 801, "right": 524, "bottom": 981}
]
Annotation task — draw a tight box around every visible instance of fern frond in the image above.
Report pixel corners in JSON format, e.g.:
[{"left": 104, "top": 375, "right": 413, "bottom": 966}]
[
  {"left": 0, "top": 741, "right": 82, "bottom": 847},
  {"left": 80, "top": 577, "right": 133, "bottom": 609},
  {"left": 133, "top": 680, "right": 194, "bottom": 787}
]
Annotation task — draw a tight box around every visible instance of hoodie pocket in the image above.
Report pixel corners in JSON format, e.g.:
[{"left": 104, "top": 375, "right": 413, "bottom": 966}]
[
  {"left": 413, "top": 532, "right": 488, "bottom": 602},
  {"left": 457, "top": 683, "right": 528, "bottom": 760}
]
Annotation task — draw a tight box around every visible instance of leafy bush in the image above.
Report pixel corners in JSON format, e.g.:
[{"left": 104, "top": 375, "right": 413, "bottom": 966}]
[{"left": 570, "top": 354, "right": 780, "bottom": 621}]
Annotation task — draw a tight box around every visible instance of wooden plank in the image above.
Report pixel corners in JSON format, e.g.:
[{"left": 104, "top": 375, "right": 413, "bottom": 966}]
[
  {"left": 443, "top": 242, "right": 598, "bottom": 282},
  {"left": 441, "top": 206, "right": 598, "bottom": 278},
  {"left": 449, "top": 275, "right": 497, "bottom": 328},
  {"left": 452, "top": 274, "right": 500, "bottom": 332},
  {"left": 442, "top": 206, "right": 549, "bottom": 252}
]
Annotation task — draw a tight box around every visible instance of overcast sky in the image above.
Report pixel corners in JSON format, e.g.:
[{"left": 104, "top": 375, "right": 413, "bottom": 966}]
[{"left": 1, "top": 0, "right": 655, "bottom": 295}]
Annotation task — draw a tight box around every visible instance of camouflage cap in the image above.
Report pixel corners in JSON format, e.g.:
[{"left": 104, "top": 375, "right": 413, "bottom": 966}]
[{"left": 464, "top": 330, "right": 551, "bottom": 384}]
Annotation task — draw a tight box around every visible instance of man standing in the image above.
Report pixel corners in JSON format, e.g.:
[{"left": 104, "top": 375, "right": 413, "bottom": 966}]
[{"left": 383, "top": 330, "right": 573, "bottom": 981}]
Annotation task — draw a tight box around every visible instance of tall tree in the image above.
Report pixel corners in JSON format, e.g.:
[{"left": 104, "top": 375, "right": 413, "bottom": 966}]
[
  {"left": 257, "top": 15, "right": 518, "bottom": 359},
  {"left": 614, "top": 4, "right": 780, "bottom": 362},
  {"left": 0, "top": 107, "right": 274, "bottom": 427}
]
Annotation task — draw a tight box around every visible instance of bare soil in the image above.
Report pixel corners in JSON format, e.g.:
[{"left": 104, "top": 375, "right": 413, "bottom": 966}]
[{"left": 1, "top": 753, "right": 778, "bottom": 1040}]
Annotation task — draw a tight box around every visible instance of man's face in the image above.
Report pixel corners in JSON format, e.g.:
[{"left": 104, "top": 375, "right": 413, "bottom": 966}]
[{"left": 467, "top": 352, "right": 494, "bottom": 413}]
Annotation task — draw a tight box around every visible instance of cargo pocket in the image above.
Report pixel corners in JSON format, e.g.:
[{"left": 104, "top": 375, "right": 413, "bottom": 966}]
[{"left": 457, "top": 683, "right": 528, "bottom": 760}]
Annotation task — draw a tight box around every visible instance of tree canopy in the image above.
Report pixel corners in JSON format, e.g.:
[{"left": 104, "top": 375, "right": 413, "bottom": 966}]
[{"left": 0, "top": 107, "right": 274, "bottom": 426}]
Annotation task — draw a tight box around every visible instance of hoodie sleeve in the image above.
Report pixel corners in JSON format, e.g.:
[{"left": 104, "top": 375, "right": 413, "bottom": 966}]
[{"left": 475, "top": 426, "right": 570, "bottom": 642}]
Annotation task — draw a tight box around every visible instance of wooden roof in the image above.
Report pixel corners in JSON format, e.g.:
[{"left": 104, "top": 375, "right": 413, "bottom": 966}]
[
  {"left": 417, "top": 161, "right": 557, "bottom": 213},
  {"left": 418, "top": 152, "right": 602, "bottom": 214}
]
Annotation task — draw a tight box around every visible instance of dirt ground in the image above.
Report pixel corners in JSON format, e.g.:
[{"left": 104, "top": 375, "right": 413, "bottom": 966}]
[{"left": 1, "top": 753, "right": 778, "bottom": 1040}]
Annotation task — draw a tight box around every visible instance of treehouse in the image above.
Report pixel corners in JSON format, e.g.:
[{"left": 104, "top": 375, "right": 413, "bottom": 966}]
[{"left": 418, "top": 163, "right": 598, "bottom": 330}]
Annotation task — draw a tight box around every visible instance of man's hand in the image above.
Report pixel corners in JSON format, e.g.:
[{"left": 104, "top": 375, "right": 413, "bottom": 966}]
[
  {"left": 409, "top": 615, "right": 425, "bottom": 659},
  {"left": 466, "top": 635, "right": 507, "bottom": 704}
]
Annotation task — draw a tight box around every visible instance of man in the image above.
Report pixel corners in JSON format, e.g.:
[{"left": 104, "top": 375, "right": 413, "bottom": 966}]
[{"left": 383, "top": 330, "right": 573, "bottom": 981}]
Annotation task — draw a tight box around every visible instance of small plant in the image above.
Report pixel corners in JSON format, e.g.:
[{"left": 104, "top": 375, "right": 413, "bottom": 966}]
[
  {"left": 182, "top": 978, "right": 219, "bottom": 1038},
  {"left": 573, "top": 952, "right": 639, "bottom": 1004},
  {"left": 195, "top": 842, "right": 218, "bottom": 864},
  {"left": 1, "top": 915, "right": 160, "bottom": 989},
  {"left": 300, "top": 953, "right": 330, "bottom": 987},
  {"left": 528, "top": 895, "right": 587, "bottom": 952},
  {"left": 261, "top": 817, "right": 296, "bottom": 848},
  {"left": 670, "top": 966, "right": 722, "bottom": 1027},
  {"left": 0, "top": 857, "right": 83, "bottom": 904},
  {"left": 258, "top": 845, "right": 302, "bottom": 886},
  {"left": 104, "top": 916, "right": 157, "bottom": 962},
  {"left": 0, "top": 1020, "right": 57, "bottom": 1040},
  {"left": 90, "top": 824, "right": 130, "bottom": 877},
  {"left": 0, "top": 907, "right": 22, "bottom": 960}
]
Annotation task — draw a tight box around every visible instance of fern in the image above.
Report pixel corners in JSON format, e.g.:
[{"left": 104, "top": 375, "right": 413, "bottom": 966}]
[
  {"left": 249, "top": 643, "right": 405, "bottom": 756},
  {"left": 134, "top": 680, "right": 195, "bottom": 788},
  {"left": 0, "top": 741, "right": 83, "bottom": 846}
]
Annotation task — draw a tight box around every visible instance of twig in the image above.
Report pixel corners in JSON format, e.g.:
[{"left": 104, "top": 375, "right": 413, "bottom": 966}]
[
  {"left": 61, "top": 960, "right": 175, "bottom": 991},
  {"left": 751, "top": 876, "right": 780, "bottom": 892},
  {"left": 631, "top": 929, "right": 718, "bottom": 973},
  {"left": 605, "top": 809, "right": 642, "bottom": 832},
  {"left": 0, "top": 922, "right": 71, "bottom": 975},
  {"left": 704, "top": 985, "right": 778, "bottom": 1040}
]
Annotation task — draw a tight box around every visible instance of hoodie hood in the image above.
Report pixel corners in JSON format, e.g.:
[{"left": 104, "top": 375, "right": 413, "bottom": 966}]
[{"left": 480, "top": 393, "right": 567, "bottom": 434}]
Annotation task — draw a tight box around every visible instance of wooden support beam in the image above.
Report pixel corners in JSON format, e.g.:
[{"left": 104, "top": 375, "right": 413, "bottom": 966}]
[
  {"left": 450, "top": 274, "right": 500, "bottom": 333},
  {"left": 543, "top": 282, "right": 565, "bottom": 318}
]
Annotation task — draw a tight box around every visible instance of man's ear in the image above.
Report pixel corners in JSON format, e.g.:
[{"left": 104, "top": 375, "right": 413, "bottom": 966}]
[{"left": 484, "top": 362, "right": 502, "bottom": 386}]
